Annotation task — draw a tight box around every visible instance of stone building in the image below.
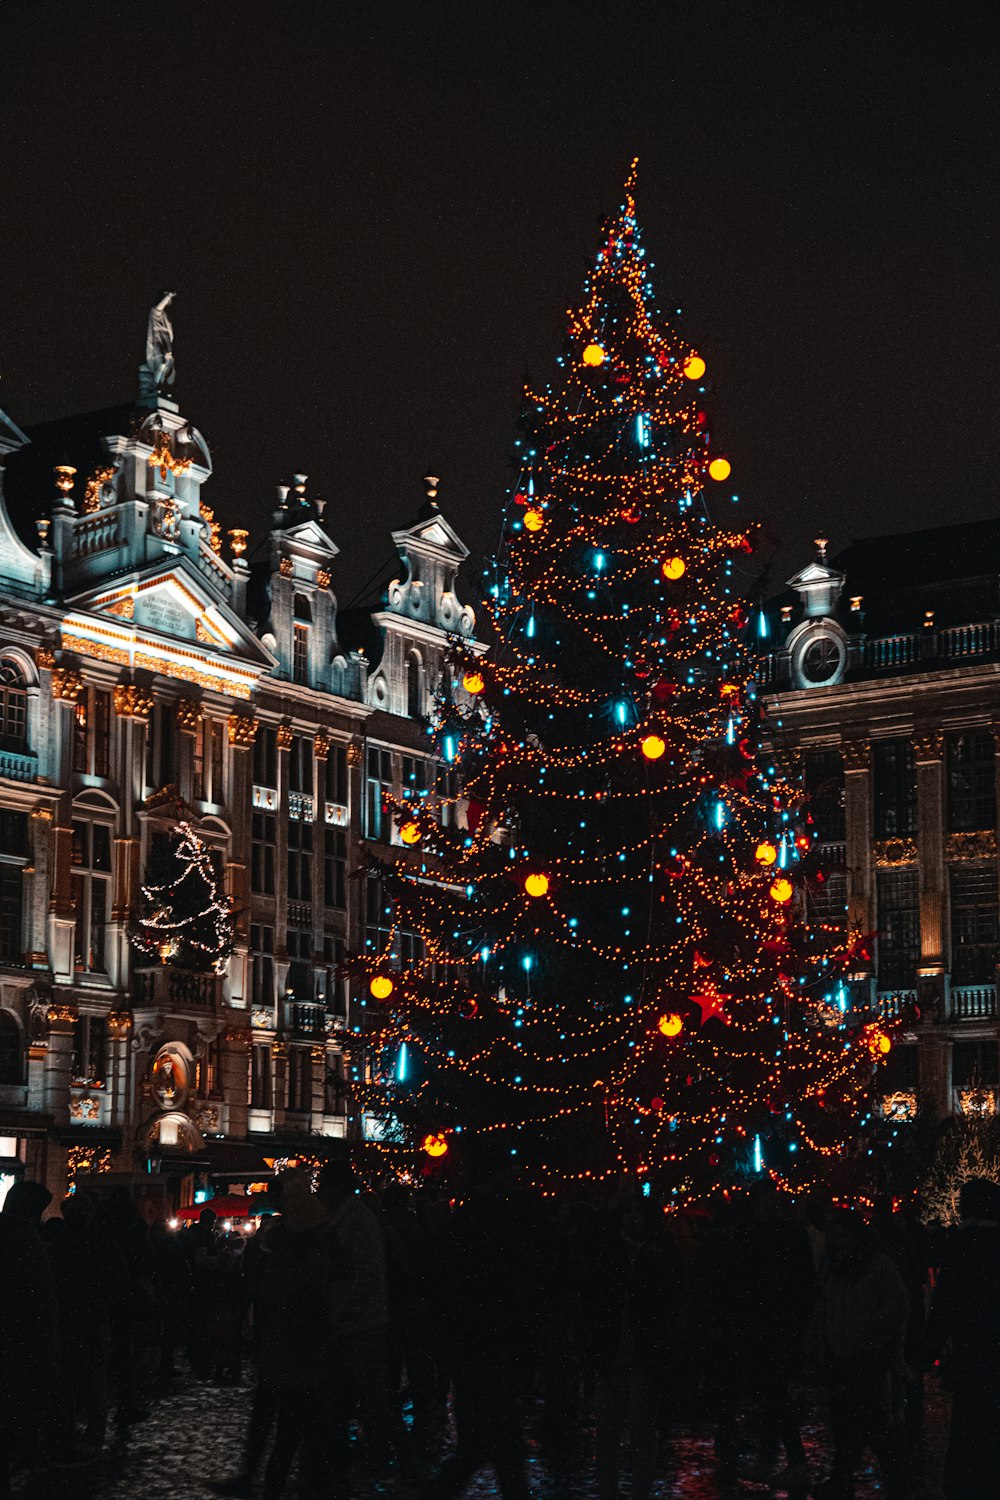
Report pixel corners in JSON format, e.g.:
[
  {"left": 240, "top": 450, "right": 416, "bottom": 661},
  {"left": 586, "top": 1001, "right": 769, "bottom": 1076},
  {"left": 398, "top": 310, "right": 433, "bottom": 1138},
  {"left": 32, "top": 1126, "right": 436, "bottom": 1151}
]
[
  {"left": 0, "top": 325, "right": 480, "bottom": 1205},
  {"left": 760, "top": 524, "right": 1000, "bottom": 1124}
]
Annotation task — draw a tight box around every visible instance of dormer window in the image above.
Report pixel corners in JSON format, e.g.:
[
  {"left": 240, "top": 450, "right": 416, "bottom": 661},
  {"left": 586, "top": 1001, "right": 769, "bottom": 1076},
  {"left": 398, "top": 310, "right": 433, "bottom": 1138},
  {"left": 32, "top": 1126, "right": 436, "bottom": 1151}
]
[
  {"left": 406, "top": 654, "right": 423, "bottom": 719},
  {"left": 293, "top": 596, "right": 312, "bottom": 685},
  {"left": 294, "top": 594, "right": 313, "bottom": 623},
  {"left": 0, "top": 662, "right": 28, "bottom": 753}
]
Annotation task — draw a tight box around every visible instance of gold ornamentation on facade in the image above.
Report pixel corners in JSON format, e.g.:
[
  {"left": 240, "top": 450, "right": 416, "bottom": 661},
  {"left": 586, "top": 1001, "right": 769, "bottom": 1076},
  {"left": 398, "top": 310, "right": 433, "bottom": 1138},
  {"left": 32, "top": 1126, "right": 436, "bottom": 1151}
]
[
  {"left": 113, "top": 684, "right": 154, "bottom": 720},
  {"left": 872, "top": 837, "right": 919, "bottom": 867},
  {"left": 956, "top": 1086, "right": 998, "bottom": 1118},
  {"left": 200, "top": 502, "right": 223, "bottom": 555},
  {"left": 35, "top": 645, "right": 56, "bottom": 671},
  {"left": 310, "top": 1043, "right": 326, "bottom": 1064},
  {"left": 61, "top": 635, "right": 130, "bottom": 667},
  {"left": 228, "top": 528, "right": 249, "bottom": 558},
  {"left": 276, "top": 724, "right": 294, "bottom": 752},
  {"left": 223, "top": 1028, "right": 252, "bottom": 1050},
  {"left": 70, "top": 1097, "right": 100, "bottom": 1121},
  {"left": 347, "top": 742, "right": 362, "bottom": 767},
  {"left": 107, "top": 1011, "right": 133, "bottom": 1037},
  {"left": 30, "top": 806, "right": 54, "bottom": 822},
  {"left": 106, "top": 596, "right": 135, "bottom": 620},
  {"left": 175, "top": 698, "right": 202, "bottom": 735},
  {"left": 47, "top": 1003, "right": 78, "bottom": 1027},
  {"left": 279, "top": 557, "right": 293, "bottom": 577},
  {"left": 316, "top": 570, "right": 331, "bottom": 590},
  {"left": 252, "top": 1009, "right": 272, "bottom": 1030},
  {"left": 196, "top": 1105, "right": 221, "bottom": 1131},
  {"left": 840, "top": 739, "right": 870, "bottom": 772},
  {"left": 131, "top": 651, "right": 254, "bottom": 700},
  {"left": 946, "top": 829, "right": 998, "bottom": 862},
  {"left": 313, "top": 734, "right": 331, "bottom": 760},
  {"left": 913, "top": 730, "right": 944, "bottom": 763},
  {"left": 227, "top": 713, "right": 258, "bottom": 748},
  {"left": 50, "top": 667, "right": 84, "bottom": 702},
  {"left": 148, "top": 430, "right": 193, "bottom": 482},
  {"left": 83, "top": 464, "right": 117, "bottom": 514},
  {"left": 54, "top": 464, "right": 76, "bottom": 497},
  {"left": 882, "top": 1090, "right": 917, "bottom": 1121},
  {"left": 66, "top": 1145, "right": 112, "bottom": 1186},
  {"left": 271, "top": 1039, "right": 288, "bottom": 1059},
  {"left": 195, "top": 620, "right": 214, "bottom": 645}
]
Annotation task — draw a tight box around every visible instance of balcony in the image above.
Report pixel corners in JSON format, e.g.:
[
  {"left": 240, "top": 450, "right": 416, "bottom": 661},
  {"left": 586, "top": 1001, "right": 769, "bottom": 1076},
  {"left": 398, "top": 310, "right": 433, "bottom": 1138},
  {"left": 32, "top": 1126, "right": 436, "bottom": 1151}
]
[
  {"left": 132, "top": 966, "right": 220, "bottom": 1010},
  {"left": 876, "top": 989, "right": 917, "bottom": 1019},
  {"left": 289, "top": 1002, "right": 327, "bottom": 1036},
  {"left": 0, "top": 748, "right": 38, "bottom": 783},
  {"left": 949, "top": 984, "right": 997, "bottom": 1021}
]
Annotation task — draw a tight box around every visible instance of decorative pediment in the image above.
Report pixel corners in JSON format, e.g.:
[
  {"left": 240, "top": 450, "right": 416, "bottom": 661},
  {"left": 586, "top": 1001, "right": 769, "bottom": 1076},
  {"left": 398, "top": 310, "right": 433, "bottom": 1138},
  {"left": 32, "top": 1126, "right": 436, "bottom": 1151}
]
[
  {"left": 63, "top": 558, "right": 275, "bottom": 698},
  {"left": 397, "top": 509, "right": 468, "bottom": 561},
  {"left": 281, "top": 519, "right": 339, "bottom": 557}
]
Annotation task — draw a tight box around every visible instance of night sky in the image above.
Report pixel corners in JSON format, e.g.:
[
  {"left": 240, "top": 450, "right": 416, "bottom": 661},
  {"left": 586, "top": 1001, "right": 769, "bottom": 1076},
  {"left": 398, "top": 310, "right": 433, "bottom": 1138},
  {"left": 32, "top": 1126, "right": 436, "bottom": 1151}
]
[{"left": 1, "top": 3, "right": 996, "bottom": 603}]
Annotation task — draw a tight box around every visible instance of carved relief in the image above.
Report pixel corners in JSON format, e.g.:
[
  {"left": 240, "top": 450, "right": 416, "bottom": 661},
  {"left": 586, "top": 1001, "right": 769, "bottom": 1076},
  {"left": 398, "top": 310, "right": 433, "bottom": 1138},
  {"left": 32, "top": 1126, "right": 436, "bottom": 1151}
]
[
  {"left": 872, "top": 837, "right": 919, "bottom": 867},
  {"left": 276, "top": 724, "right": 294, "bottom": 752},
  {"left": 840, "top": 739, "right": 870, "bottom": 772},
  {"left": 913, "top": 730, "right": 944, "bottom": 763},
  {"left": 113, "top": 684, "right": 154, "bottom": 720},
  {"left": 227, "top": 714, "right": 258, "bottom": 748},
  {"left": 46, "top": 1003, "right": 78, "bottom": 1028},
  {"left": 946, "top": 829, "right": 998, "bottom": 861},
  {"left": 107, "top": 1010, "right": 133, "bottom": 1037},
  {"left": 70, "top": 1097, "right": 100, "bottom": 1121},
  {"left": 51, "top": 668, "right": 84, "bottom": 703},
  {"left": 311, "top": 1044, "right": 326, "bottom": 1065},
  {"left": 35, "top": 644, "right": 56, "bottom": 672},
  {"left": 175, "top": 698, "right": 202, "bottom": 736},
  {"left": 271, "top": 1039, "right": 288, "bottom": 1060},
  {"left": 347, "top": 742, "right": 362, "bottom": 768},
  {"left": 279, "top": 557, "right": 293, "bottom": 578},
  {"left": 316, "top": 570, "right": 331, "bottom": 590},
  {"left": 313, "top": 734, "right": 331, "bottom": 761}
]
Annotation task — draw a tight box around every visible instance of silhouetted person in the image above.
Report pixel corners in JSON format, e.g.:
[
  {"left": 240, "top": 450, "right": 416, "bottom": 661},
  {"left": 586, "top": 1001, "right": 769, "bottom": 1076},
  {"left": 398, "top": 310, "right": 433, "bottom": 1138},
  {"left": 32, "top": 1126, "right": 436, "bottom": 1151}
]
[
  {"left": 418, "top": 1177, "right": 534, "bottom": 1500},
  {"left": 97, "top": 1186, "right": 154, "bottom": 1428},
  {"left": 810, "top": 1209, "right": 909, "bottom": 1500},
  {"left": 0, "top": 1182, "right": 58, "bottom": 1495},
  {"left": 925, "top": 1176, "right": 1000, "bottom": 1500},
  {"left": 318, "top": 1161, "right": 417, "bottom": 1497}
]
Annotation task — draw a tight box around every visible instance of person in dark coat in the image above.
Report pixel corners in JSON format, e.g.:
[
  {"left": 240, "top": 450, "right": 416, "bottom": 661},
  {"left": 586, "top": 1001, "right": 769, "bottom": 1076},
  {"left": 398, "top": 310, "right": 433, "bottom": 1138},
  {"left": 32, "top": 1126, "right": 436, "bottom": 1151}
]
[
  {"left": 0, "top": 1182, "right": 59, "bottom": 1495},
  {"left": 925, "top": 1176, "right": 1000, "bottom": 1500}
]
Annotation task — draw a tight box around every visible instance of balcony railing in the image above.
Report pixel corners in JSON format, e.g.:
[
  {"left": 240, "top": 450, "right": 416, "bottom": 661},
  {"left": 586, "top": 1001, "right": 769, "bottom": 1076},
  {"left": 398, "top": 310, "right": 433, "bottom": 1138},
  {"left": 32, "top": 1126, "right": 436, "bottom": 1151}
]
[
  {"left": 865, "top": 634, "right": 919, "bottom": 670},
  {"left": 950, "top": 984, "right": 997, "bottom": 1021},
  {"left": 132, "top": 966, "right": 219, "bottom": 1009},
  {"left": 0, "top": 748, "right": 38, "bottom": 782},
  {"left": 758, "top": 618, "right": 1000, "bottom": 689},
  {"left": 876, "top": 989, "right": 917, "bottom": 1019},
  {"left": 290, "top": 1002, "right": 327, "bottom": 1035}
]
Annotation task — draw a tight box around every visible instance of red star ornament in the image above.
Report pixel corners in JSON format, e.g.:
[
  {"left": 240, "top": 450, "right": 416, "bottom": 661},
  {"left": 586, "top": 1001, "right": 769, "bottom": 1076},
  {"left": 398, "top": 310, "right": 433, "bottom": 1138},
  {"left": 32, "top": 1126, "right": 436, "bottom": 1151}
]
[{"left": 691, "top": 986, "right": 732, "bottom": 1026}]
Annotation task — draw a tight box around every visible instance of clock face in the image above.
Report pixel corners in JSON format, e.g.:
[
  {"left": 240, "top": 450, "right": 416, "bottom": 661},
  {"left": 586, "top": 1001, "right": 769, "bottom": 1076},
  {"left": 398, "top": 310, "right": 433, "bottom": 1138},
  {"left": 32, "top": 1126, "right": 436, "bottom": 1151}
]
[{"left": 796, "top": 629, "right": 846, "bottom": 687}]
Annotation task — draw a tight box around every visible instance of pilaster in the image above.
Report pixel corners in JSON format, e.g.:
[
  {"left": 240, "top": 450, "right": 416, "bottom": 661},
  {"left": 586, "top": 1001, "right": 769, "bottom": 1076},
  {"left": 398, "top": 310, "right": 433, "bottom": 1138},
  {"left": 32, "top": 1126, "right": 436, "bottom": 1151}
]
[
  {"left": 44, "top": 1003, "right": 76, "bottom": 1126},
  {"left": 842, "top": 737, "right": 873, "bottom": 945},
  {"left": 919, "top": 1033, "right": 953, "bottom": 1123},
  {"left": 914, "top": 729, "right": 946, "bottom": 1019}
]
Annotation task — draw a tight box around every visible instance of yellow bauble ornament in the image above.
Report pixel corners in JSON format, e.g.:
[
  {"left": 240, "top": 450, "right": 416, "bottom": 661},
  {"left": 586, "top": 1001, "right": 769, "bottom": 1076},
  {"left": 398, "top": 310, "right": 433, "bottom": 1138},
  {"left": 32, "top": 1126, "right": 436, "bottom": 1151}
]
[
  {"left": 708, "top": 457, "right": 732, "bottom": 482},
  {"left": 524, "top": 508, "right": 544, "bottom": 532},
  {"left": 641, "top": 734, "right": 666, "bottom": 761},
  {"left": 462, "top": 671, "right": 485, "bottom": 694},
  {"left": 755, "top": 841, "right": 778, "bottom": 867},
  {"left": 658, "top": 1013, "right": 683, "bottom": 1038},
  {"left": 683, "top": 354, "right": 706, "bottom": 380},
  {"left": 400, "top": 821, "right": 421, "bottom": 845},
  {"left": 769, "top": 877, "right": 793, "bottom": 904},
  {"left": 662, "top": 556, "right": 686, "bottom": 580},
  {"left": 524, "top": 872, "right": 550, "bottom": 898},
  {"left": 370, "top": 975, "right": 394, "bottom": 1000},
  {"left": 422, "top": 1133, "right": 449, "bottom": 1158},
  {"left": 582, "top": 343, "right": 605, "bottom": 367}
]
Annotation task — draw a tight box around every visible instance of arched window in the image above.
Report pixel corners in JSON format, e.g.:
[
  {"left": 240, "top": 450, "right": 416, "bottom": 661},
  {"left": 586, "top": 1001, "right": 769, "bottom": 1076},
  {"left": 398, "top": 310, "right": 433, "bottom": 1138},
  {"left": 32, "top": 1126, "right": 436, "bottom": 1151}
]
[
  {"left": 293, "top": 594, "right": 313, "bottom": 623},
  {"left": 0, "top": 1011, "right": 21, "bottom": 1085},
  {"left": 406, "top": 655, "right": 422, "bottom": 719},
  {"left": 0, "top": 662, "right": 27, "bottom": 752}
]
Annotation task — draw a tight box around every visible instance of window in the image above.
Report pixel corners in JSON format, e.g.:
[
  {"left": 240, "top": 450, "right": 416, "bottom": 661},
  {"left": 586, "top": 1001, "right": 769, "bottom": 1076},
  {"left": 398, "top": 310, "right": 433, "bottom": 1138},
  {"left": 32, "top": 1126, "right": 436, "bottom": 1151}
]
[
  {"left": 145, "top": 702, "right": 176, "bottom": 794},
  {"left": 436, "top": 763, "right": 458, "bottom": 828},
  {"left": 71, "top": 1015, "right": 107, "bottom": 1084},
  {"left": 287, "top": 819, "right": 313, "bottom": 902},
  {"left": 365, "top": 747, "right": 393, "bottom": 840},
  {"left": 293, "top": 623, "right": 310, "bottom": 686},
  {"left": 288, "top": 736, "right": 313, "bottom": 796},
  {"left": 251, "top": 813, "right": 276, "bottom": 895},
  {"left": 366, "top": 876, "right": 394, "bottom": 958},
  {"left": 0, "top": 1011, "right": 20, "bottom": 1084},
  {"left": 876, "top": 869, "right": 920, "bottom": 988},
  {"left": 194, "top": 719, "right": 225, "bottom": 804},
  {"left": 324, "top": 743, "right": 348, "bottom": 807},
  {"left": 286, "top": 920, "right": 313, "bottom": 1001},
  {"left": 71, "top": 821, "right": 112, "bottom": 973},
  {"left": 250, "top": 1043, "right": 272, "bottom": 1109},
  {"left": 873, "top": 739, "right": 917, "bottom": 837},
  {"left": 253, "top": 725, "right": 278, "bottom": 789},
  {"left": 950, "top": 866, "right": 999, "bottom": 983},
  {"left": 402, "top": 756, "right": 427, "bottom": 795},
  {"left": 288, "top": 1048, "right": 312, "bottom": 1113},
  {"left": 0, "top": 811, "right": 27, "bottom": 966},
  {"left": 72, "top": 687, "right": 111, "bottom": 777},
  {"left": 804, "top": 748, "right": 845, "bottom": 842},
  {"left": 250, "top": 924, "right": 275, "bottom": 1007},
  {"left": 953, "top": 1039, "right": 1000, "bottom": 1087},
  {"left": 947, "top": 732, "right": 996, "bottom": 833},
  {"left": 325, "top": 1051, "right": 347, "bottom": 1115},
  {"left": 809, "top": 869, "right": 847, "bottom": 932},
  {"left": 0, "top": 662, "right": 28, "bottom": 752},
  {"left": 324, "top": 826, "right": 346, "bottom": 910},
  {"left": 406, "top": 654, "right": 422, "bottom": 718}
]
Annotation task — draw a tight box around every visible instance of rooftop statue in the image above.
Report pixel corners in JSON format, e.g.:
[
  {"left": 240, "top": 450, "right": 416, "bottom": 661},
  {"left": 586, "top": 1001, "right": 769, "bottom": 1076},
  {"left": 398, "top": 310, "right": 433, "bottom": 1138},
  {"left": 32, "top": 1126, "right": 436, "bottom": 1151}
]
[{"left": 139, "top": 290, "right": 177, "bottom": 397}]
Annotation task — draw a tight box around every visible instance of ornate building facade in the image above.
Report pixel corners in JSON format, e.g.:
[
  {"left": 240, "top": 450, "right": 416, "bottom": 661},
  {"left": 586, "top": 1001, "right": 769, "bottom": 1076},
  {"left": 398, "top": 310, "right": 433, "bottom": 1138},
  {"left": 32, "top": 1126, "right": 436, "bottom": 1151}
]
[
  {"left": 761, "top": 525, "right": 1000, "bottom": 1126},
  {"left": 0, "top": 331, "right": 480, "bottom": 1204}
]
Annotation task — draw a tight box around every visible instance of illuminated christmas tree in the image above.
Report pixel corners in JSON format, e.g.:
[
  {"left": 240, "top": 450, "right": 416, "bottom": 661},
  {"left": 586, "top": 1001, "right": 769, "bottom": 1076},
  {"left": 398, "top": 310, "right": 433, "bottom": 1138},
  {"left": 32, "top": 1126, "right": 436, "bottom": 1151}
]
[
  {"left": 355, "top": 162, "right": 890, "bottom": 1200},
  {"left": 133, "top": 821, "right": 234, "bottom": 974}
]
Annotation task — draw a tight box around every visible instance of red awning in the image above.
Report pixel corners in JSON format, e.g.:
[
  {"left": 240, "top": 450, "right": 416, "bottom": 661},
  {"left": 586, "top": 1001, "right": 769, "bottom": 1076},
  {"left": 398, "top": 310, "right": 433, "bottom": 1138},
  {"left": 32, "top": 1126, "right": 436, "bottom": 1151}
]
[{"left": 176, "top": 1193, "right": 269, "bottom": 1220}]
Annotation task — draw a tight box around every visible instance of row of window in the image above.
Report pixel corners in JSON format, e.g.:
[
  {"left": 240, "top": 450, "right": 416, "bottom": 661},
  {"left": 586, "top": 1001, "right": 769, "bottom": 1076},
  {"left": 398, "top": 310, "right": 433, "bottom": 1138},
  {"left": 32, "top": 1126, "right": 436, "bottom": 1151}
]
[
  {"left": 249, "top": 924, "right": 344, "bottom": 1006},
  {"left": 249, "top": 1042, "right": 346, "bottom": 1114},
  {"left": 804, "top": 733, "right": 998, "bottom": 841}
]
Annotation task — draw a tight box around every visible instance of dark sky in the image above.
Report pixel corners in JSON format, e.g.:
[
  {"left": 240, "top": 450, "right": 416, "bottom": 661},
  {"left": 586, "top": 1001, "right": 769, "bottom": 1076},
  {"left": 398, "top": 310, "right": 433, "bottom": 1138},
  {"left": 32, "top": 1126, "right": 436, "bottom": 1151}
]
[{"left": 1, "top": 2, "right": 996, "bottom": 602}]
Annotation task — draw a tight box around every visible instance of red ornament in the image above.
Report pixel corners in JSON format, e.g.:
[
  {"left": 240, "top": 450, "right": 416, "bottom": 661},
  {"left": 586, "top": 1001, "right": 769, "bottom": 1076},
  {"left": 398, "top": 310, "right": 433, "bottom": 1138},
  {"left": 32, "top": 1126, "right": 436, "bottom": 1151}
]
[
  {"left": 651, "top": 679, "right": 676, "bottom": 704},
  {"left": 622, "top": 505, "right": 642, "bottom": 524},
  {"left": 651, "top": 1095, "right": 665, "bottom": 1111},
  {"left": 514, "top": 493, "right": 528, "bottom": 506},
  {"left": 709, "top": 1153, "right": 720, "bottom": 1167},
  {"left": 466, "top": 797, "right": 486, "bottom": 833},
  {"left": 614, "top": 368, "right": 631, "bottom": 385}
]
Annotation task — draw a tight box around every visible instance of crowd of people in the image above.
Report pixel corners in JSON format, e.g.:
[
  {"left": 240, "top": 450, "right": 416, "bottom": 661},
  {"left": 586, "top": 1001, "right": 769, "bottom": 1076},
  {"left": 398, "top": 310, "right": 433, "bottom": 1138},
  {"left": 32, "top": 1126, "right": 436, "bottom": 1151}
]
[{"left": 0, "top": 1165, "right": 997, "bottom": 1500}]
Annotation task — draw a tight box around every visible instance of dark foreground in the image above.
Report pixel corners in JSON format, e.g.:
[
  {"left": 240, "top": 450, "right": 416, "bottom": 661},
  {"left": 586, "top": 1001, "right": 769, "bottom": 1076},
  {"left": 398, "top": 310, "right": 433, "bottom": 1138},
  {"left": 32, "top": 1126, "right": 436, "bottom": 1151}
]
[{"left": 11, "top": 1368, "right": 947, "bottom": 1500}]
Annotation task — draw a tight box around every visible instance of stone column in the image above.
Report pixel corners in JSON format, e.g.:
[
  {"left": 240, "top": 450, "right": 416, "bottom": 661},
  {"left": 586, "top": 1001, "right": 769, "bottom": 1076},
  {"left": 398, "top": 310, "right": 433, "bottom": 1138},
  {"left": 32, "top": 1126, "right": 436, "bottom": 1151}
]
[
  {"left": 919, "top": 1035, "right": 953, "bottom": 1123},
  {"left": 26, "top": 807, "right": 54, "bottom": 969},
  {"left": 44, "top": 1003, "right": 76, "bottom": 1127},
  {"left": 48, "top": 821, "right": 75, "bottom": 984},
  {"left": 108, "top": 1010, "right": 133, "bottom": 1161},
  {"left": 914, "top": 729, "right": 946, "bottom": 1021},
  {"left": 842, "top": 738, "right": 874, "bottom": 996},
  {"left": 175, "top": 698, "right": 201, "bottom": 808},
  {"left": 271, "top": 1039, "right": 288, "bottom": 1131},
  {"left": 311, "top": 1042, "right": 326, "bottom": 1126},
  {"left": 221, "top": 1026, "right": 250, "bottom": 1141},
  {"left": 225, "top": 714, "right": 258, "bottom": 1010}
]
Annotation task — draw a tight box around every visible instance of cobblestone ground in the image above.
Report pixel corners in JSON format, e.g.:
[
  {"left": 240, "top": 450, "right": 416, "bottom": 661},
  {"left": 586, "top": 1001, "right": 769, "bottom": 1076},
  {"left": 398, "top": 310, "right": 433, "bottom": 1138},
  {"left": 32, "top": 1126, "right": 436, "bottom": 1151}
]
[{"left": 15, "top": 1371, "right": 948, "bottom": 1499}]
